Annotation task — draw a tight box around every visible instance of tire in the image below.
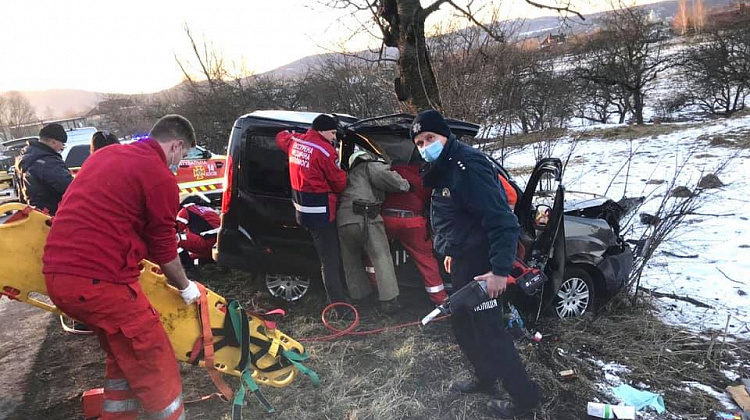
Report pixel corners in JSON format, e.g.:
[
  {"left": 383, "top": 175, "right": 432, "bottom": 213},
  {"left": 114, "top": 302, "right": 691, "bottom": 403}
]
[
  {"left": 553, "top": 266, "right": 595, "bottom": 319},
  {"left": 254, "top": 272, "right": 312, "bottom": 302}
]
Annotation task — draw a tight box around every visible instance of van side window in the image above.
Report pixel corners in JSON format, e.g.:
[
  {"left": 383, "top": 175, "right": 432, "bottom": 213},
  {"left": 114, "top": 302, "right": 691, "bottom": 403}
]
[
  {"left": 65, "top": 145, "right": 91, "bottom": 168},
  {"left": 243, "top": 131, "right": 291, "bottom": 196}
]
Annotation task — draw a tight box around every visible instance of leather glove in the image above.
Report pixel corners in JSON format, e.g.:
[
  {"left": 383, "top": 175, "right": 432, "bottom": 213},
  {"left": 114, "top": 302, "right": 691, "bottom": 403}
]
[{"left": 179, "top": 280, "right": 201, "bottom": 305}]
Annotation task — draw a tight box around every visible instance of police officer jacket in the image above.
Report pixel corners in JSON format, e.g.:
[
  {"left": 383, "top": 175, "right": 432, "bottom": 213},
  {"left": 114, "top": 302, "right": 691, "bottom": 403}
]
[
  {"left": 423, "top": 135, "right": 519, "bottom": 277},
  {"left": 15, "top": 140, "right": 74, "bottom": 215}
]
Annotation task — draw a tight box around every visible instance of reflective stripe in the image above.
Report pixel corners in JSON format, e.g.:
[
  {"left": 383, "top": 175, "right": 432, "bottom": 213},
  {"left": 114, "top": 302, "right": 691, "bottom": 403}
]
[
  {"left": 147, "top": 394, "right": 183, "bottom": 419},
  {"left": 103, "top": 399, "right": 140, "bottom": 413},
  {"left": 293, "top": 137, "right": 330, "bottom": 157},
  {"left": 176, "top": 217, "right": 189, "bottom": 224},
  {"left": 177, "top": 247, "right": 185, "bottom": 254},
  {"left": 183, "top": 203, "right": 196, "bottom": 208},
  {"left": 365, "top": 266, "right": 375, "bottom": 274},
  {"left": 293, "top": 202, "right": 327, "bottom": 214},
  {"left": 425, "top": 284, "right": 445, "bottom": 293},
  {"left": 104, "top": 378, "right": 130, "bottom": 391},
  {"left": 199, "top": 228, "right": 219, "bottom": 237}
]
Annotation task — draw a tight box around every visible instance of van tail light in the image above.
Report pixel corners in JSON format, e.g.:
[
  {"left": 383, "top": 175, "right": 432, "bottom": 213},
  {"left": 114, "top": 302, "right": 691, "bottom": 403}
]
[{"left": 221, "top": 154, "right": 233, "bottom": 215}]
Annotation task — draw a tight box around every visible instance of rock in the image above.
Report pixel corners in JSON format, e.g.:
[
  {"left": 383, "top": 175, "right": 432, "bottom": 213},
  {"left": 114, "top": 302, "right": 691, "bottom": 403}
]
[
  {"left": 646, "top": 179, "right": 666, "bottom": 185},
  {"left": 640, "top": 213, "right": 661, "bottom": 226},
  {"left": 698, "top": 173, "right": 724, "bottom": 189},
  {"left": 738, "top": 289, "right": 747, "bottom": 296},
  {"left": 740, "top": 244, "right": 750, "bottom": 248},
  {"left": 670, "top": 186, "right": 693, "bottom": 198}
]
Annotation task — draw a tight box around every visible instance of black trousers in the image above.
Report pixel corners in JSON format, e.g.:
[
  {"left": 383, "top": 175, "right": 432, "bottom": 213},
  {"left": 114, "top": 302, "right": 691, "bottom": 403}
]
[
  {"left": 309, "top": 224, "right": 347, "bottom": 303},
  {"left": 451, "top": 248, "right": 539, "bottom": 408}
]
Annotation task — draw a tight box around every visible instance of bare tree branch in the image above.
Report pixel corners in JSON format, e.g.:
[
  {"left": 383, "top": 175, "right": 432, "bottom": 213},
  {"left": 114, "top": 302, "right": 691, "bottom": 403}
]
[
  {"left": 524, "top": 0, "right": 585, "bottom": 21},
  {"left": 446, "top": 0, "right": 504, "bottom": 42}
]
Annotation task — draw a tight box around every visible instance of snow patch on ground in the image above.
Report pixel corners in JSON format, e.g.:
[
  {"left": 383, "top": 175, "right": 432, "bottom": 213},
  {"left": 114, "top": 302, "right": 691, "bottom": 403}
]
[{"left": 683, "top": 381, "right": 740, "bottom": 411}]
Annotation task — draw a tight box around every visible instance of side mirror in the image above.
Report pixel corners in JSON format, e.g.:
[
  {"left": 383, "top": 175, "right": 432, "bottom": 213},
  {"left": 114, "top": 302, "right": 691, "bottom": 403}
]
[{"left": 202, "top": 149, "right": 211, "bottom": 159}]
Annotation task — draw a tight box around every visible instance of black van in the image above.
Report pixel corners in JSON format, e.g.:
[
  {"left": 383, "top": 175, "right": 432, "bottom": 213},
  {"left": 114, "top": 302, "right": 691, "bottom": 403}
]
[{"left": 214, "top": 111, "right": 634, "bottom": 318}]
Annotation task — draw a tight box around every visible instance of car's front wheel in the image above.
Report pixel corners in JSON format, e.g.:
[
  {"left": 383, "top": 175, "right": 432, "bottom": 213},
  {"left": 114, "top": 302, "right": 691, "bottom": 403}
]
[
  {"left": 554, "top": 267, "right": 595, "bottom": 318},
  {"left": 256, "top": 272, "right": 312, "bottom": 302}
]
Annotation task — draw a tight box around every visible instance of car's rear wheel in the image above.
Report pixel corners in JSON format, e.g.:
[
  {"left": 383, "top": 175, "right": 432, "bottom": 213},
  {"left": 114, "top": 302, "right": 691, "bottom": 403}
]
[
  {"left": 554, "top": 267, "right": 595, "bottom": 318},
  {"left": 257, "top": 273, "right": 312, "bottom": 302}
]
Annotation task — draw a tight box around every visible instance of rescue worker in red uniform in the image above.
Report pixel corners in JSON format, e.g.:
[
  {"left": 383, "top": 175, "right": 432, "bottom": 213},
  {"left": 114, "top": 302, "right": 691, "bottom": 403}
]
[
  {"left": 275, "top": 114, "right": 349, "bottom": 305},
  {"left": 43, "top": 115, "right": 200, "bottom": 420},
  {"left": 381, "top": 163, "right": 448, "bottom": 305},
  {"left": 176, "top": 200, "right": 220, "bottom": 267}
]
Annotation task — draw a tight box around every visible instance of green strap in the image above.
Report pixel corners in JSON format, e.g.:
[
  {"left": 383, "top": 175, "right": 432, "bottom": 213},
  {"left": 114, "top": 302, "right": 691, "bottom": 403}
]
[
  {"left": 282, "top": 349, "right": 321, "bottom": 387},
  {"left": 228, "top": 301, "right": 275, "bottom": 414},
  {"left": 228, "top": 301, "right": 244, "bottom": 342}
]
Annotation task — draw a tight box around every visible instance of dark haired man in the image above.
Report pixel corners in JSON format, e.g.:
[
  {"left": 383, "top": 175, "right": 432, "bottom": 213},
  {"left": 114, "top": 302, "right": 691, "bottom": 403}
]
[
  {"left": 275, "top": 114, "right": 349, "bottom": 305},
  {"left": 43, "top": 114, "right": 198, "bottom": 420},
  {"left": 15, "top": 123, "right": 74, "bottom": 215},
  {"left": 90, "top": 130, "right": 120, "bottom": 154},
  {"left": 414, "top": 109, "right": 539, "bottom": 418}
]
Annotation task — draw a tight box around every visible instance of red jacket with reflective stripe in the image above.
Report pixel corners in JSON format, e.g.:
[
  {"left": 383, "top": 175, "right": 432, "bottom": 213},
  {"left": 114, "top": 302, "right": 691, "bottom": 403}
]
[
  {"left": 275, "top": 129, "right": 347, "bottom": 227},
  {"left": 43, "top": 139, "right": 179, "bottom": 284},
  {"left": 176, "top": 204, "right": 220, "bottom": 236},
  {"left": 176, "top": 204, "right": 219, "bottom": 259}
]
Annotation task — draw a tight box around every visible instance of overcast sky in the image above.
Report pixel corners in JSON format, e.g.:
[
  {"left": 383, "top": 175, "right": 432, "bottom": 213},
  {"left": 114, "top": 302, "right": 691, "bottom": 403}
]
[{"left": 0, "top": 0, "right": 659, "bottom": 94}]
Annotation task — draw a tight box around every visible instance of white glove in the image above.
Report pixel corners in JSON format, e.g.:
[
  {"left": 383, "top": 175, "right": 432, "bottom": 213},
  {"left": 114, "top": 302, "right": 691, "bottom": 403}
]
[{"left": 179, "top": 280, "right": 201, "bottom": 305}]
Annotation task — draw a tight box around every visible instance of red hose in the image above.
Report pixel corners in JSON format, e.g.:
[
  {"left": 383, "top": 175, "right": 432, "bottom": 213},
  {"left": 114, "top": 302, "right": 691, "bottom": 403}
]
[{"left": 299, "top": 302, "right": 449, "bottom": 342}]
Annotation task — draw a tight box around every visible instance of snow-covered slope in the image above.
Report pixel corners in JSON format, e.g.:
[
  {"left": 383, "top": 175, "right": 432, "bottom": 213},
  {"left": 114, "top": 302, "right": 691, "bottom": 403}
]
[{"left": 496, "top": 115, "right": 750, "bottom": 339}]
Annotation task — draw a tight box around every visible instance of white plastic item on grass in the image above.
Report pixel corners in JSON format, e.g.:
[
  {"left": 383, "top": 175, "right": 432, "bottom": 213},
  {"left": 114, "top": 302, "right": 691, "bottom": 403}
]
[{"left": 586, "top": 402, "right": 636, "bottom": 419}]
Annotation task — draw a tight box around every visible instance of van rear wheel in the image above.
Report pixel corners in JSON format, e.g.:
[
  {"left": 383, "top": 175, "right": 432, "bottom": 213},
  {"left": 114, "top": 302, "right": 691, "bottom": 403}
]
[{"left": 255, "top": 272, "right": 312, "bottom": 302}]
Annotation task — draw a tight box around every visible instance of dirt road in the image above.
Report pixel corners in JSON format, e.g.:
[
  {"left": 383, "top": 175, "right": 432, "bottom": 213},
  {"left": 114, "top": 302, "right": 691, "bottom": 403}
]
[{"left": 0, "top": 298, "right": 104, "bottom": 419}]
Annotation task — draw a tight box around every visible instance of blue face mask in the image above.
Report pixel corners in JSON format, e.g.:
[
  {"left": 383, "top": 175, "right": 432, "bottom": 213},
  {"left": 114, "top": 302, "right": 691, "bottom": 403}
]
[{"left": 419, "top": 140, "right": 444, "bottom": 162}]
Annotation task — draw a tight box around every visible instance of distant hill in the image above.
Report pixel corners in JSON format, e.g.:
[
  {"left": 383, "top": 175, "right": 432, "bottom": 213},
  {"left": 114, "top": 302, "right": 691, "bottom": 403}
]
[
  {"left": 15, "top": 89, "right": 103, "bottom": 120},
  {"left": 7, "top": 0, "right": 739, "bottom": 114}
]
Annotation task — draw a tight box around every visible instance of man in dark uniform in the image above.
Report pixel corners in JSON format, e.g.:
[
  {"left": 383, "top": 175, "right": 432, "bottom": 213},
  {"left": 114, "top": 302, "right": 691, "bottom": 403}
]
[
  {"left": 414, "top": 110, "right": 539, "bottom": 418},
  {"left": 15, "top": 123, "right": 74, "bottom": 215}
]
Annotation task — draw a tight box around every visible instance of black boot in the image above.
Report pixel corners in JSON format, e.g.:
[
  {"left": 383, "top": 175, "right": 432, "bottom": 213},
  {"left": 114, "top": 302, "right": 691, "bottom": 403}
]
[
  {"left": 487, "top": 399, "right": 537, "bottom": 418},
  {"left": 449, "top": 379, "right": 496, "bottom": 395},
  {"left": 379, "top": 297, "right": 402, "bottom": 314}
]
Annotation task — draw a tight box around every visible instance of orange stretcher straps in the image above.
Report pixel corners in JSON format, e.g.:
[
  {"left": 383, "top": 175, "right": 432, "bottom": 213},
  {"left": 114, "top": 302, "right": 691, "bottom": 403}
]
[{"left": 194, "top": 282, "right": 234, "bottom": 401}]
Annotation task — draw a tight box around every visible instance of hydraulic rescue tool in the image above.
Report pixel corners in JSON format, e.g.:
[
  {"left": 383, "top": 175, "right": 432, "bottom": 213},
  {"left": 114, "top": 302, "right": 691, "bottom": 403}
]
[
  {"left": 421, "top": 259, "right": 547, "bottom": 325},
  {"left": 0, "top": 203, "right": 318, "bottom": 418}
]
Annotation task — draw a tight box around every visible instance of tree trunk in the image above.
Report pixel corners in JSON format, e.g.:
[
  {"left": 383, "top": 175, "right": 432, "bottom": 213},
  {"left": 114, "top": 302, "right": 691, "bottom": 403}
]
[
  {"left": 394, "top": 0, "right": 442, "bottom": 112},
  {"left": 633, "top": 90, "right": 645, "bottom": 124}
]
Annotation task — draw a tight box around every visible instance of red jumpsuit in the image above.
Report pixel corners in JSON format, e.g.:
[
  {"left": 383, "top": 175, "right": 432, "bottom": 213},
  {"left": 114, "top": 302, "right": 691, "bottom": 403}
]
[
  {"left": 176, "top": 203, "right": 220, "bottom": 265},
  {"left": 380, "top": 164, "right": 447, "bottom": 304},
  {"left": 43, "top": 139, "right": 184, "bottom": 420}
]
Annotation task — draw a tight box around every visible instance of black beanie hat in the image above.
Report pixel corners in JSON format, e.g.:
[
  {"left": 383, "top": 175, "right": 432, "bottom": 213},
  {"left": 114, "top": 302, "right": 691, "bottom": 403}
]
[
  {"left": 312, "top": 114, "right": 337, "bottom": 132},
  {"left": 410, "top": 109, "right": 451, "bottom": 140},
  {"left": 39, "top": 123, "right": 67, "bottom": 143}
]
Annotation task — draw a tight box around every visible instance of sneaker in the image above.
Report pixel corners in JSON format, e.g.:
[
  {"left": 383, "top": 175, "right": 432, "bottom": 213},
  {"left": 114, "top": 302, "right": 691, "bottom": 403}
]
[
  {"left": 379, "top": 297, "right": 402, "bottom": 314},
  {"left": 449, "top": 379, "right": 496, "bottom": 395},
  {"left": 486, "top": 399, "right": 537, "bottom": 418}
]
